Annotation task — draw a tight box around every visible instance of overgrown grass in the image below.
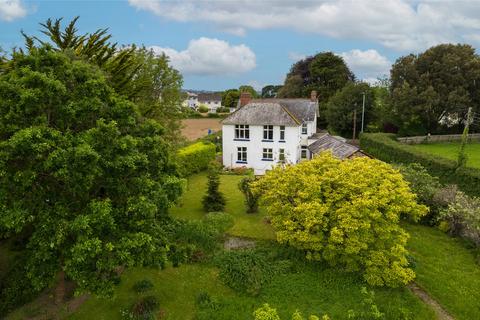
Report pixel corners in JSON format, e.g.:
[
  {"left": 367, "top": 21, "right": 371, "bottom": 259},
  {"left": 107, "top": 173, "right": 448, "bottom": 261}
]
[
  {"left": 170, "top": 173, "right": 275, "bottom": 240},
  {"left": 405, "top": 223, "right": 480, "bottom": 320},
  {"left": 411, "top": 142, "right": 480, "bottom": 169}
]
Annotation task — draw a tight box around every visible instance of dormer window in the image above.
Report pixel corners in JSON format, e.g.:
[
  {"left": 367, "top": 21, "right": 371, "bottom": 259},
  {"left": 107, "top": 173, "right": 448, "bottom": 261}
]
[{"left": 301, "top": 123, "right": 308, "bottom": 135}]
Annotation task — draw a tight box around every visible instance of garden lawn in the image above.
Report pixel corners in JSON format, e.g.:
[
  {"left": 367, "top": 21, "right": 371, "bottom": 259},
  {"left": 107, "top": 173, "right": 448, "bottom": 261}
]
[
  {"left": 170, "top": 173, "right": 275, "bottom": 240},
  {"left": 68, "top": 263, "right": 435, "bottom": 320},
  {"left": 410, "top": 142, "right": 480, "bottom": 169},
  {"left": 405, "top": 223, "right": 480, "bottom": 320}
]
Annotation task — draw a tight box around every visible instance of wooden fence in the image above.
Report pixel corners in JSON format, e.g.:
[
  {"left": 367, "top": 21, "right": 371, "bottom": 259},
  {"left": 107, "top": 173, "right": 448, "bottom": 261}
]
[{"left": 397, "top": 133, "right": 480, "bottom": 144}]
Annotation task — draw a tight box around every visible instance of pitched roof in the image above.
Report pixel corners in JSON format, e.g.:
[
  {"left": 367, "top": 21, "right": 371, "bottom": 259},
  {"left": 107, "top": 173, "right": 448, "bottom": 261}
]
[
  {"left": 224, "top": 99, "right": 317, "bottom": 126},
  {"left": 197, "top": 93, "right": 221, "bottom": 102},
  {"left": 308, "top": 133, "right": 360, "bottom": 159}
]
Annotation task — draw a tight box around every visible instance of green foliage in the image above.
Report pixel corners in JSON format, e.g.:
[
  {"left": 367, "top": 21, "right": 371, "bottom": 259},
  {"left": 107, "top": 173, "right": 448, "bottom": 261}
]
[
  {"left": 216, "top": 107, "right": 230, "bottom": 113},
  {"left": 360, "top": 133, "right": 480, "bottom": 197},
  {"left": 439, "top": 192, "right": 480, "bottom": 245},
  {"left": 222, "top": 89, "right": 240, "bottom": 109},
  {"left": 122, "top": 295, "right": 159, "bottom": 320},
  {"left": 0, "top": 256, "right": 39, "bottom": 315},
  {"left": 198, "top": 105, "right": 209, "bottom": 113},
  {"left": 166, "top": 212, "right": 233, "bottom": 266},
  {"left": 239, "top": 85, "right": 259, "bottom": 98},
  {"left": 261, "top": 85, "right": 283, "bottom": 98},
  {"left": 203, "top": 162, "right": 227, "bottom": 212},
  {"left": 0, "top": 47, "right": 183, "bottom": 297},
  {"left": 215, "top": 249, "right": 291, "bottom": 296},
  {"left": 396, "top": 163, "right": 443, "bottom": 223},
  {"left": 207, "top": 112, "right": 221, "bottom": 118},
  {"left": 278, "top": 52, "right": 355, "bottom": 126},
  {"left": 253, "top": 304, "right": 281, "bottom": 320},
  {"left": 133, "top": 279, "right": 154, "bottom": 293},
  {"left": 238, "top": 177, "right": 260, "bottom": 213},
  {"left": 177, "top": 142, "right": 216, "bottom": 177},
  {"left": 325, "top": 82, "right": 375, "bottom": 137},
  {"left": 389, "top": 44, "right": 480, "bottom": 136},
  {"left": 253, "top": 152, "right": 427, "bottom": 287}
]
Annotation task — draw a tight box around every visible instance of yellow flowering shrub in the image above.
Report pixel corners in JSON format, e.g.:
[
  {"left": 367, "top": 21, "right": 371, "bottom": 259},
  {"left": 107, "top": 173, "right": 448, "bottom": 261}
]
[{"left": 252, "top": 152, "right": 427, "bottom": 287}]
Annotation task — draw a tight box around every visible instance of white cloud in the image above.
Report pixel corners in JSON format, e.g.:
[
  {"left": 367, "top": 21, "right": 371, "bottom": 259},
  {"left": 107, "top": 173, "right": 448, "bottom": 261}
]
[
  {"left": 150, "top": 37, "right": 256, "bottom": 76},
  {"left": 0, "top": 0, "right": 27, "bottom": 21},
  {"left": 128, "top": 0, "right": 480, "bottom": 52},
  {"left": 340, "top": 49, "right": 391, "bottom": 80}
]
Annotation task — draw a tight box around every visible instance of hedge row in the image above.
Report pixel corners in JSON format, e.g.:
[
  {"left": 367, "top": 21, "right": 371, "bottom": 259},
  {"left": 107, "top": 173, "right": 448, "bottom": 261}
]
[
  {"left": 360, "top": 133, "right": 480, "bottom": 197},
  {"left": 177, "top": 142, "right": 216, "bottom": 177}
]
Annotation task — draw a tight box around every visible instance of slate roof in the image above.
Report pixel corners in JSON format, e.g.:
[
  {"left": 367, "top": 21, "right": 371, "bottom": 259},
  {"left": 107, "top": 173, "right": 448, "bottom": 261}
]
[
  {"left": 198, "top": 93, "right": 221, "bottom": 102},
  {"left": 224, "top": 99, "right": 317, "bottom": 126},
  {"left": 308, "top": 133, "right": 360, "bottom": 159}
]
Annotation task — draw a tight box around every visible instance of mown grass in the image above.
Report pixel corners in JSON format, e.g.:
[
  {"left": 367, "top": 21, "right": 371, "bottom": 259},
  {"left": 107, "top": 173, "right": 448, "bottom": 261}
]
[
  {"left": 411, "top": 141, "right": 480, "bottom": 168},
  {"left": 170, "top": 173, "right": 275, "bottom": 240},
  {"left": 405, "top": 223, "right": 480, "bottom": 320}
]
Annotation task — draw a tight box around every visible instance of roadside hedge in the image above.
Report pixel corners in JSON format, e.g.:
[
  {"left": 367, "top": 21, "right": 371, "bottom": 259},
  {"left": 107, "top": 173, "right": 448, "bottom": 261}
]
[
  {"left": 360, "top": 133, "right": 480, "bottom": 197},
  {"left": 177, "top": 142, "right": 216, "bottom": 177}
]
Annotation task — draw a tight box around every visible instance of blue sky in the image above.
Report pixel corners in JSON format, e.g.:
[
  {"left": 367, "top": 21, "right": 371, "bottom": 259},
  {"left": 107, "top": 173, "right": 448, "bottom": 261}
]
[{"left": 2, "top": 1, "right": 480, "bottom": 91}]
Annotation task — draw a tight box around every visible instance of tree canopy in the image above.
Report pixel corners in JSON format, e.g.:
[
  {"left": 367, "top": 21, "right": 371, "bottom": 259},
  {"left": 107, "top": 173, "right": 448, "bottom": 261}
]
[
  {"left": 325, "top": 82, "right": 375, "bottom": 137},
  {"left": 261, "top": 85, "right": 283, "bottom": 98},
  {"left": 222, "top": 89, "right": 240, "bottom": 109},
  {"left": 252, "top": 153, "right": 427, "bottom": 287},
  {"left": 0, "top": 47, "right": 184, "bottom": 296},
  {"left": 389, "top": 44, "right": 480, "bottom": 136}
]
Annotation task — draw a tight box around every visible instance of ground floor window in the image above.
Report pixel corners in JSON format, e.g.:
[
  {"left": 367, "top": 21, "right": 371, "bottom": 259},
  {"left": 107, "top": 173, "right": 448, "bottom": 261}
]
[
  {"left": 262, "top": 148, "right": 273, "bottom": 160},
  {"left": 301, "top": 146, "right": 308, "bottom": 159},
  {"left": 279, "top": 148, "right": 285, "bottom": 162},
  {"left": 237, "top": 147, "right": 247, "bottom": 162}
]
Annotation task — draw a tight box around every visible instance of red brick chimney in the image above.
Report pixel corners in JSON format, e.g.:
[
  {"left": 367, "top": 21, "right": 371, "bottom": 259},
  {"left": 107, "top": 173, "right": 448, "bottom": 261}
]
[
  {"left": 310, "top": 90, "right": 317, "bottom": 102},
  {"left": 239, "top": 92, "right": 252, "bottom": 107}
]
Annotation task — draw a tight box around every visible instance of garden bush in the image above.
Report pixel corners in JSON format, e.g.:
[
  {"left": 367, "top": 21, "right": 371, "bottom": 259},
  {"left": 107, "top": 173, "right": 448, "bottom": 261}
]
[
  {"left": 439, "top": 192, "right": 480, "bottom": 245},
  {"left": 203, "top": 161, "right": 226, "bottom": 212},
  {"left": 216, "top": 107, "right": 230, "bottom": 113},
  {"left": 122, "top": 295, "right": 159, "bottom": 320},
  {"left": 360, "top": 133, "right": 480, "bottom": 197},
  {"left": 215, "top": 249, "right": 291, "bottom": 296},
  {"left": 133, "top": 279, "right": 154, "bottom": 293},
  {"left": 197, "top": 105, "right": 209, "bottom": 113},
  {"left": 238, "top": 177, "right": 260, "bottom": 213},
  {"left": 252, "top": 152, "right": 427, "bottom": 287},
  {"left": 207, "top": 112, "right": 221, "bottom": 118},
  {"left": 177, "top": 142, "right": 216, "bottom": 177}
]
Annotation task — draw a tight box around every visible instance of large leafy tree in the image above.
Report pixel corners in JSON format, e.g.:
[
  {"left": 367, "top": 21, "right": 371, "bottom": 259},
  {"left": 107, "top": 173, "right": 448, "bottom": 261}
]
[
  {"left": 21, "top": 18, "right": 184, "bottom": 142},
  {"left": 0, "top": 47, "right": 183, "bottom": 296},
  {"left": 325, "top": 82, "right": 375, "bottom": 137},
  {"left": 252, "top": 153, "right": 427, "bottom": 287},
  {"left": 278, "top": 52, "right": 355, "bottom": 127},
  {"left": 389, "top": 44, "right": 480, "bottom": 135},
  {"left": 261, "top": 85, "right": 282, "bottom": 98},
  {"left": 222, "top": 89, "right": 240, "bottom": 109}
]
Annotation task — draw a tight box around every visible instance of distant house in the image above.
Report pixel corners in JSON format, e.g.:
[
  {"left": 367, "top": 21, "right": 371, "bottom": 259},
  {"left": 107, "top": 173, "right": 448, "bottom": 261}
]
[
  {"left": 222, "top": 91, "right": 365, "bottom": 175},
  {"left": 184, "top": 92, "right": 223, "bottom": 112},
  {"left": 197, "top": 93, "right": 222, "bottom": 112},
  {"left": 185, "top": 92, "right": 198, "bottom": 109}
]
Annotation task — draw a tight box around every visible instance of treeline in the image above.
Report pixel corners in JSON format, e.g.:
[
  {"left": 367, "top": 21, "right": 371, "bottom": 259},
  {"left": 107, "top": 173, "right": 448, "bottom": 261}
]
[{"left": 269, "top": 44, "right": 480, "bottom": 137}]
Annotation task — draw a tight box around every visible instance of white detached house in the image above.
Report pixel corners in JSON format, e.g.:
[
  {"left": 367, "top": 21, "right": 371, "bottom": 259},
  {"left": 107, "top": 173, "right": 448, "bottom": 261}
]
[
  {"left": 222, "top": 91, "right": 319, "bottom": 175},
  {"left": 222, "top": 91, "right": 366, "bottom": 175}
]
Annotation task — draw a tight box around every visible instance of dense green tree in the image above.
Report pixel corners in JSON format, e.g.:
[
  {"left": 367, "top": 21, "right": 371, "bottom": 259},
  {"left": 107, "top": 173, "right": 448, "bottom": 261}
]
[
  {"left": 0, "top": 47, "right": 184, "bottom": 296},
  {"left": 129, "top": 47, "right": 184, "bottom": 143},
  {"left": 203, "top": 161, "right": 226, "bottom": 212},
  {"left": 389, "top": 44, "right": 480, "bottom": 135},
  {"left": 278, "top": 52, "right": 355, "bottom": 127},
  {"left": 325, "top": 82, "right": 375, "bottom": 137},
  {"left": 222, "top": 89, "right": 240, "bottom": 109},
  {"left": 22, "top": 18, "right": 184, "bottom": 142},
  {"left": 261, "top": 85, "right": 282, "bottom": 98},
  {"left": 252, "top": 153, "right": 427, "bottom": 287},
  {"left": 239, "top": 85, "right": 259, "bottom": 98}
]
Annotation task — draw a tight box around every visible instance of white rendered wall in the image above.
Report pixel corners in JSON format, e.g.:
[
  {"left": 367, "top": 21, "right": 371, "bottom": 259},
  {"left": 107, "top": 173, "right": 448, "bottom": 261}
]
[{"left": 222, "top": 124, "right": 302, "bottom": 175}]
